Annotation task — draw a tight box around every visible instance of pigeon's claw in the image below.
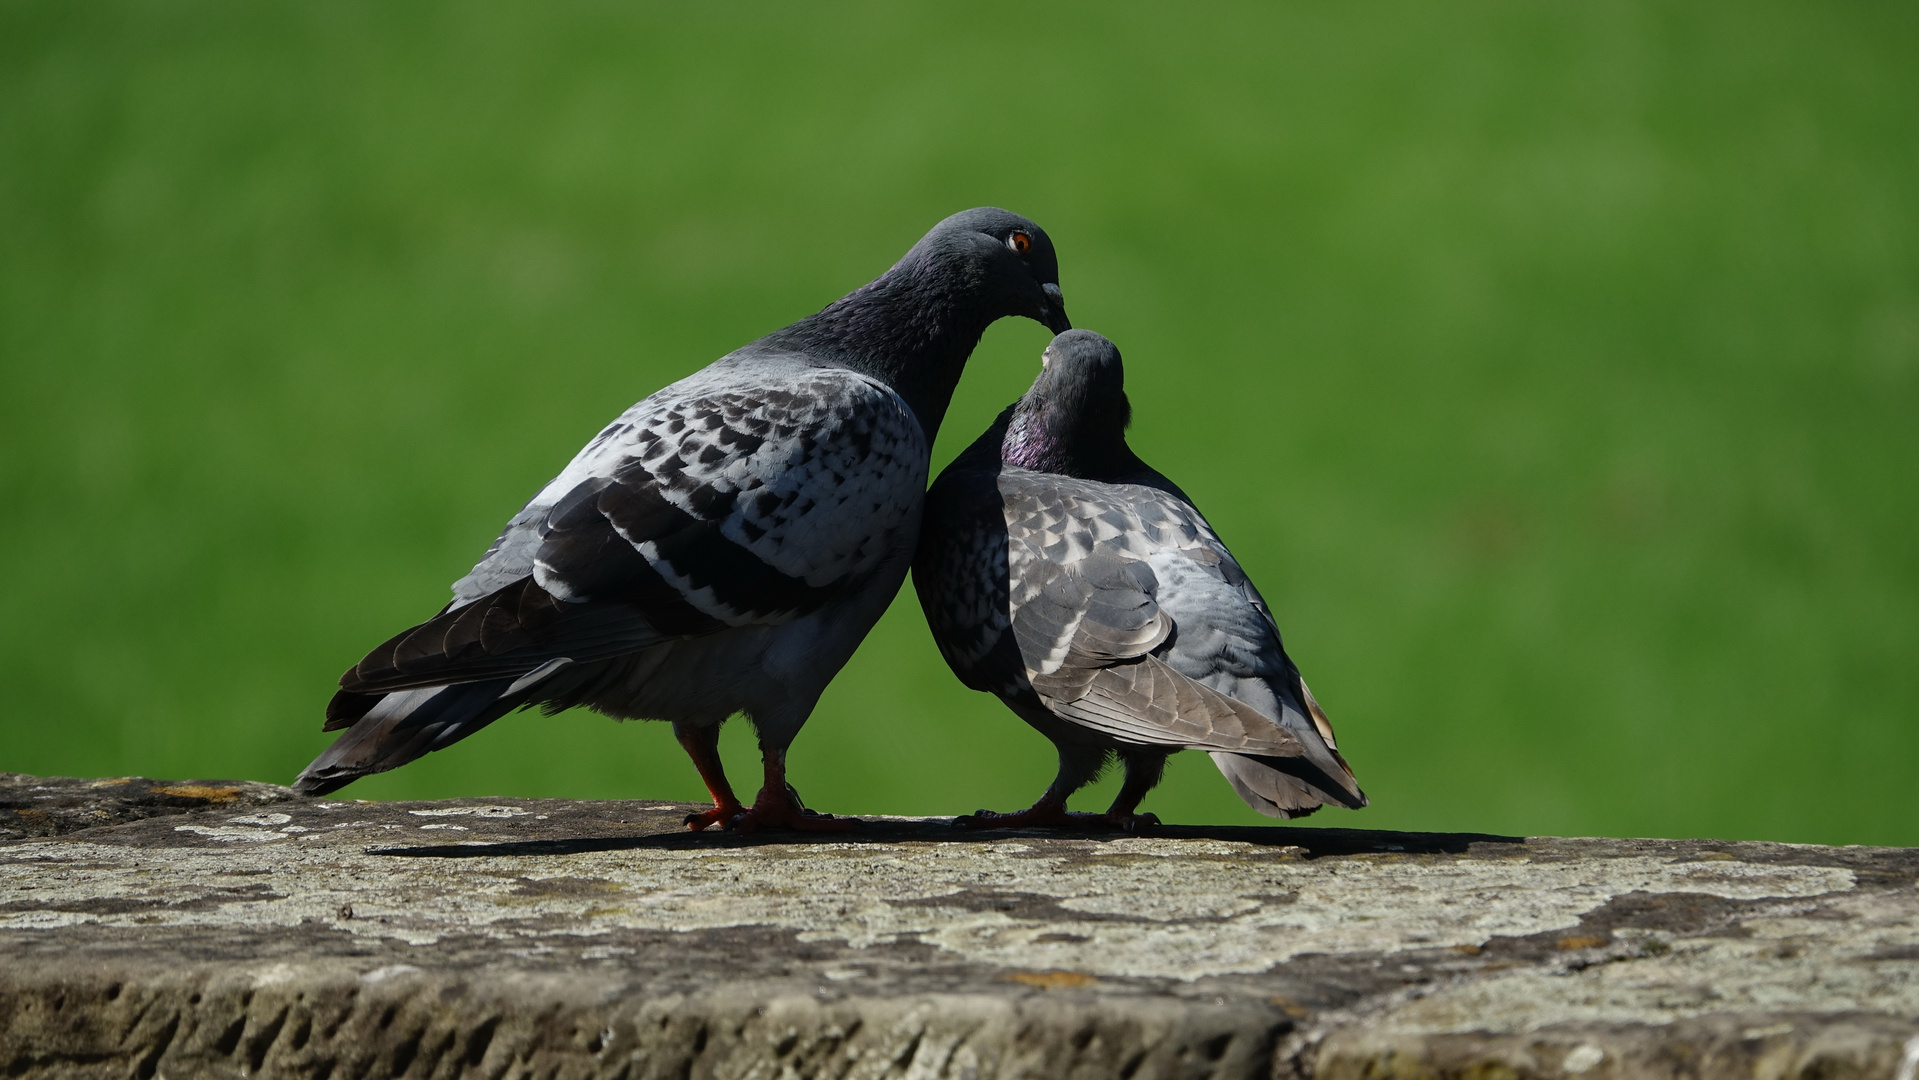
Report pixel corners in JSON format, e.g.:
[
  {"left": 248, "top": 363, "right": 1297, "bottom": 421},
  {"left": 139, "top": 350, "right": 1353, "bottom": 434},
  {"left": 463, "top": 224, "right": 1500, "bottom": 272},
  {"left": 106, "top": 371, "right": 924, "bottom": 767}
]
[
  {"left": 727, "top": 800, "right": 860, "bottom": 833},
  {"left": 1105, "top": 810, "right": 1160, "bottom": 834},
  {"left": 958, "top": 804, "right": 1102, "bottom": 830},
  {"left": 959, "top": 802, "right": 1160, "bottom": 832},
  {"left": 684, "top": 800, "right": 745, "bottom": 832},
  {"left": 725, "top": 773, "right": 859, "bottom": 833}
]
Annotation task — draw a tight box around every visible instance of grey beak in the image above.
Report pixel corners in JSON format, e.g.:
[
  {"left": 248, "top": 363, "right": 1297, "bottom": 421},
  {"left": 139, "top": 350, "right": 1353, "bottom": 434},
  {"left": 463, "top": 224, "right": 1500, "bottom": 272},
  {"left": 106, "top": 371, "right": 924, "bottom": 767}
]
[{"left": 1039, "top": 283, "right": 1071, "bottom": 334}]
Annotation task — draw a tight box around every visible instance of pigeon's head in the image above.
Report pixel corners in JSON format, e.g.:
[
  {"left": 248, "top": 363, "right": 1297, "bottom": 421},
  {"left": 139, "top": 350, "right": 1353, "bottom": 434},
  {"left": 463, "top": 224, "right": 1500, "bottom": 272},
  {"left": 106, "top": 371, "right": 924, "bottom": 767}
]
[
  {"left": 779, "top": 207, "right": 1071, "bottom": 444},
  {"left": 1002, "top": 329, "right": 1136, "bottom": 478},
  {"left": 915, "top": 207, "right": 1070, "bottom": 334}
]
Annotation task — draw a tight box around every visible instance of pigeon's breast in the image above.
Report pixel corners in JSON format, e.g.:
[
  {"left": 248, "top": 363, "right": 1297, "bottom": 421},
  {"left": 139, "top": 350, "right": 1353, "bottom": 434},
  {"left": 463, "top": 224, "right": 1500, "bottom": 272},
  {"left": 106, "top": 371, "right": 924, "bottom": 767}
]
[{"left": 917, "top": 470, "right": 1017, "bottom": 682}]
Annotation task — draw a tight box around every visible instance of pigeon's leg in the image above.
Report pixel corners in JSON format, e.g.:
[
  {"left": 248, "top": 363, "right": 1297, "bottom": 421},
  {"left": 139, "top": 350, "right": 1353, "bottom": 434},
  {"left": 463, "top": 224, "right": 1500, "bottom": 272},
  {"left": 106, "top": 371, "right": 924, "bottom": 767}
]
[
  {"left": 675, "top": 721, "right": 745, "bottom": 831},
  {"left": 960, "top": 741, "right": 1109, "bottom": 829},
  {"left": 1100, "top": 749, "right": 1168, "bottom": 832},
  {"left": 727, "top": 745, "right": 859, "bottom": 833}
]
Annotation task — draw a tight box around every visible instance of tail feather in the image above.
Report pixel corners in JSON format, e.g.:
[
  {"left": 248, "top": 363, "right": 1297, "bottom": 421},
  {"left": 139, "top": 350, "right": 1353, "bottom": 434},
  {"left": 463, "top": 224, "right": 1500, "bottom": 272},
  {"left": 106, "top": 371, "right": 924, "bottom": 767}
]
[
  {"left": 295, "top": 679, "right": 520, "bottom": 796},
  {"left": 1201, "top": 664, "right": 1368, "bottom": 817},
  {"left": 323, "top": 688, "right": 383, "bottom": 731},
  {"left": 1210, "top": 748, "right": 1368, "bottom": 819},
  {"left": 1207, "top": 677, "right": 1368, "bottom": 818}
]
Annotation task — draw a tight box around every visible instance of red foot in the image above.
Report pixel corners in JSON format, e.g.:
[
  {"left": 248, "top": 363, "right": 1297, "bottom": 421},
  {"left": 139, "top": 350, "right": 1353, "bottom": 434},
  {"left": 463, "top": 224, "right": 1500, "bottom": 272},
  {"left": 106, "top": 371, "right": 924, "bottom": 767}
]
[
  {"left": 726, "top": 786, "right": 859, "bottom": 833},
  {"left": 685, "top": 800, "right": 745, "bottom": 832}
]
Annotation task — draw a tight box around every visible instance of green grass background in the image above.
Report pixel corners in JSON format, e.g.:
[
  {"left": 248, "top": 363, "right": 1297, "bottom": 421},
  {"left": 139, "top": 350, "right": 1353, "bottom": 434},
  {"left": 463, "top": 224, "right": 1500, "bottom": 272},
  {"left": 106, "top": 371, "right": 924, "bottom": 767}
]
[{"left": 3, "top": 2, "right": 1914, "bottom": 845}]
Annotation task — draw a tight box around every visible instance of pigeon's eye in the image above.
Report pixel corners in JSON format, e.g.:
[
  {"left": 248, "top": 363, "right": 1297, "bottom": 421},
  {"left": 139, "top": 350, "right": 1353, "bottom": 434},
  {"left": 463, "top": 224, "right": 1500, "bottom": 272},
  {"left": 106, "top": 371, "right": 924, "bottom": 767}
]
[{"left": 1008, "top": 231, "right": 1031, "bottom": 256}]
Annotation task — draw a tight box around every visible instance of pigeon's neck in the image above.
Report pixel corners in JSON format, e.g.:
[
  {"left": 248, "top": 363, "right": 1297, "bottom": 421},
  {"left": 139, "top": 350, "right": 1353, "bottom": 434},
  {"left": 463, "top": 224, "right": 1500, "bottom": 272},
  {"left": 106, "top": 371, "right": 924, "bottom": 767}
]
[
  {"left": 1000, "top": 398, "right": 1146, "bottom": 483},
  {"left": 766, "top": 260, "right": 994, "bottom": 443}
]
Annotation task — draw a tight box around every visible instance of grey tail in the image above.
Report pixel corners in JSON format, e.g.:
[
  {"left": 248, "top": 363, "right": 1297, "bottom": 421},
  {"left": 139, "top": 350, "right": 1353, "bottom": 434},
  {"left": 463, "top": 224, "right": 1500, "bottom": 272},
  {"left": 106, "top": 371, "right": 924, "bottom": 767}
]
[
  {"left": 1208, "top": 748, "right": 1369, "bottom": 819},
  {"left": 294, "top": 679, "right": 520, "bottom": 796}
]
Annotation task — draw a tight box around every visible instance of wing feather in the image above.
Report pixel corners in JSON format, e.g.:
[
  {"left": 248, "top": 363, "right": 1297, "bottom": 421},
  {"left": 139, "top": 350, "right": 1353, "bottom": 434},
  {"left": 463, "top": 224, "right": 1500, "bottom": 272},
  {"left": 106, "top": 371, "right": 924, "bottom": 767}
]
[
  {"left": 341, "top": 360, "right": 927, "bottom": 696},
  {"left": 991, "top": 469, "right": 1325, "bottom": 761}
]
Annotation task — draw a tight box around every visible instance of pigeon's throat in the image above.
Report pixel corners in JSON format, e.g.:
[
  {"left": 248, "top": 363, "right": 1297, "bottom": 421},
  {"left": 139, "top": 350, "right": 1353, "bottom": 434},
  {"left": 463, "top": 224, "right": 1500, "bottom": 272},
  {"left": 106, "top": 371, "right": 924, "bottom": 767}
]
[
  {"left": 1001, "top": 404, "right": 1137, "bottom": 481},
  {"left": 1001, "top": 411, "right": 1072, "bottom": 474}
]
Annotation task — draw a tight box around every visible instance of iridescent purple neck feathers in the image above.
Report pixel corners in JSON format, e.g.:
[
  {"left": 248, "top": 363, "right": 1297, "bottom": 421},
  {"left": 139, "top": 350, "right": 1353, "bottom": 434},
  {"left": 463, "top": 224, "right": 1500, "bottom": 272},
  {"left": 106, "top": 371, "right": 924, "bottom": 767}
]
[{"left": 1000, "top": 330, "right": 1142, "bottom": 482}]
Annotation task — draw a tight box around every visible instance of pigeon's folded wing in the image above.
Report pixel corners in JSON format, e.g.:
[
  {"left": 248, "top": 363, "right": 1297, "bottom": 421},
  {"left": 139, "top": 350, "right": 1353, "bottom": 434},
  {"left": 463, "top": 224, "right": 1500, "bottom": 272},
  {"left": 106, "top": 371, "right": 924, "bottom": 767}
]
[
  {"left": 998, "top": 472, "right": 1303, "bottom": 757},
  {"left": 339, "top": 364, "right": 928, "bottom": 697}
]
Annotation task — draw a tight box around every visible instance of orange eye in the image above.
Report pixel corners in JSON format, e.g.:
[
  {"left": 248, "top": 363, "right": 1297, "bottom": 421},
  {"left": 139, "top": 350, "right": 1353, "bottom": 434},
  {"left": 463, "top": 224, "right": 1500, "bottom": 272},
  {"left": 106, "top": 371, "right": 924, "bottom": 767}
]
[{"left": 1009, "top": 231, "right": 1031, "bottom": 256}]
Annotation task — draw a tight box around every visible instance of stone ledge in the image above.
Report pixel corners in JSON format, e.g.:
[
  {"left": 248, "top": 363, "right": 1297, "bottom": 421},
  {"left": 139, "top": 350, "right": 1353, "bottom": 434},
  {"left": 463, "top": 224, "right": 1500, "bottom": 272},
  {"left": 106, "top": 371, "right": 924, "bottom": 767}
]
[
  {"left": 0, "top": 771, "right": 298, "bottom": 841},
  {"left": 1, "top": 772, "right": 1915, "bottom": 1079}
]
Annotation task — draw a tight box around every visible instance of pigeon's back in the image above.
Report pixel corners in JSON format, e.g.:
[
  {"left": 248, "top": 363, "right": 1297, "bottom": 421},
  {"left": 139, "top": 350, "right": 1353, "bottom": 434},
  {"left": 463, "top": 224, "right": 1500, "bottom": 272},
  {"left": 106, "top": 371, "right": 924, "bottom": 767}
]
[{"left": 452, "top": 351, "right": 926, "bottom": 617}]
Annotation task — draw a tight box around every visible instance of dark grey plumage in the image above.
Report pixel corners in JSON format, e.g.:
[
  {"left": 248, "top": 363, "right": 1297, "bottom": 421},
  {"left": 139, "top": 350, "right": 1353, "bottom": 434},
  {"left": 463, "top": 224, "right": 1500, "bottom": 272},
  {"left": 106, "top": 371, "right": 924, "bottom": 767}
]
[
  {"left": 914, "top": 329, "right": 1364, "bottom": 828},
  {"left": 300, "top": 208, "right": 1070, "bottom": 832}
]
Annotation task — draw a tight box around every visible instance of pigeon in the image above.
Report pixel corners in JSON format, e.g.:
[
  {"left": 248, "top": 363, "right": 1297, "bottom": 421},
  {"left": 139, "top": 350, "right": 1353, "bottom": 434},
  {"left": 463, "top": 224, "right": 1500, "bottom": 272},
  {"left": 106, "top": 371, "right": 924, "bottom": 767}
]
[
  {"left": 914, "top": 329, "right": 1365, "bottom": 829},
  {"left": 297, "top": 208, "right": 1070, "bottom": 832}
]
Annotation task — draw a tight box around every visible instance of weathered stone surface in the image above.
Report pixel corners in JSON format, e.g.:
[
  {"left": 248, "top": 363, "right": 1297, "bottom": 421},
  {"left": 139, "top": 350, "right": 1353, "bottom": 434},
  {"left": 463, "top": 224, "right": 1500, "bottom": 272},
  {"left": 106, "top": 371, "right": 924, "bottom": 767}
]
[
  {"left": 0, "top": 771, "right": 298, "bottom": 841},
  {"left": 1, "top": 773, "right": 1914, "bottom": 1079}
]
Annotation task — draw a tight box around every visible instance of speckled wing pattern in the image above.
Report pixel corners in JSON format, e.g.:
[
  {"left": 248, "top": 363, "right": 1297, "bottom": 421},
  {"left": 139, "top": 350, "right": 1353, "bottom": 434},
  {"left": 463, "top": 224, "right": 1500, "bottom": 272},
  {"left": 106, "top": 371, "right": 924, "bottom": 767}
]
[
  {"left": 988, "top": 468, "right": 1312, "bottom": 756},
  {"left": 338, "top": 359, "right": 928, "bottom": 696}
]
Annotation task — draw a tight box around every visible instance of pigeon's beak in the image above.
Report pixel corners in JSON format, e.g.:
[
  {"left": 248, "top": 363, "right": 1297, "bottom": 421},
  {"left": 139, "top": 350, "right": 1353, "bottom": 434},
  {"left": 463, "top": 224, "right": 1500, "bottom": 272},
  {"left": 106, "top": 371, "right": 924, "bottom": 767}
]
[{"left": 1037, "top": 283, "right": 1071, "bottom": 334}]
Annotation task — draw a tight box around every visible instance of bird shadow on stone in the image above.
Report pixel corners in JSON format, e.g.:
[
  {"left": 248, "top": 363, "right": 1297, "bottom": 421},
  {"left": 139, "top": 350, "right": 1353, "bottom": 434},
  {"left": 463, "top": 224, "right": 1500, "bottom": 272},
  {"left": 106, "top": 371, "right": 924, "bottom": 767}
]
[{"left": 366, "top": 820, "right": 1525, "bottom": 861}]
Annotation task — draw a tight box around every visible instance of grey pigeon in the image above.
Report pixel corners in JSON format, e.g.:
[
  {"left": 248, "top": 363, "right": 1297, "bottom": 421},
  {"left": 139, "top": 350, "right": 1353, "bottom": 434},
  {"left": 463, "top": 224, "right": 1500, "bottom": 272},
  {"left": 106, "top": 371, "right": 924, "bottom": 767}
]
[
  {"left": 297, "top": 208, "right": 1070, "bottom": 832},
  {"left": 914, "top": 329, "right": 1365, "bottom": 828}
]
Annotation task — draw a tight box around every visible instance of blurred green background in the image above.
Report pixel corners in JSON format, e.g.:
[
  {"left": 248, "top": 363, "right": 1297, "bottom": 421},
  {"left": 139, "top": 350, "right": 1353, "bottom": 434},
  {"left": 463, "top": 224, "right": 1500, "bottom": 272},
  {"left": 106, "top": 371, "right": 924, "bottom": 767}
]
[{"left": 2, "top": 2, "right": 1914, "bottom": 845}]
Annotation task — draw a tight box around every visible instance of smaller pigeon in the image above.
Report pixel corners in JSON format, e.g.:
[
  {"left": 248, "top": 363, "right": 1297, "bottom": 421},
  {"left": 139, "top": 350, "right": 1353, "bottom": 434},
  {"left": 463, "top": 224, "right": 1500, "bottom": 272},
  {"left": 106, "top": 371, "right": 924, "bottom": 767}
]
[{"left": 914, "top": 329, "right": 1366, "bottom": 828}]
